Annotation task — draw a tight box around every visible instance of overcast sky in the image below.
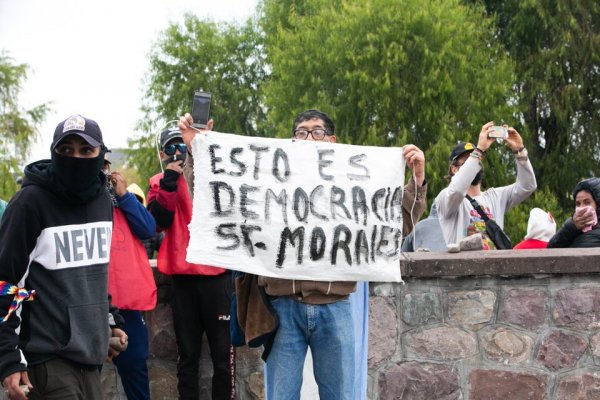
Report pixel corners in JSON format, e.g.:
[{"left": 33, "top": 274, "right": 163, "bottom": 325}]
[{"left": 0, "top": 0, "right": 259, "bottom": 164}]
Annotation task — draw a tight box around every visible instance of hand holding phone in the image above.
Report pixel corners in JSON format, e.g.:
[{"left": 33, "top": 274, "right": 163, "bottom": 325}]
[{"left": 191, "top": 90, "right": 212, "bottom": 129}]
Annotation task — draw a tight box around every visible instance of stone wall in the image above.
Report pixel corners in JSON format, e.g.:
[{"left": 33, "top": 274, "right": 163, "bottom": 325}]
[{"left": 102, "top": 248, "right": 600, "bottom": 399}]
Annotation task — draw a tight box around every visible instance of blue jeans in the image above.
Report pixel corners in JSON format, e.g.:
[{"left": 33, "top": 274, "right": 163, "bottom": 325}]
[
  {"left": 113, "top": 310, "right": 150, "bottom": 400},
  {"left": 265, "top": 296, "right": 355, "bottom": 400},
  {"left": 350, "top": 282, "right": 369, "bottom": 400}
]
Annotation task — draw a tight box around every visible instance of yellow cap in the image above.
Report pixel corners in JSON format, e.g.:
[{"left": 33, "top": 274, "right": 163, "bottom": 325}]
[{"left": 127, "top": 183, "right": 146, "bottom": 207}]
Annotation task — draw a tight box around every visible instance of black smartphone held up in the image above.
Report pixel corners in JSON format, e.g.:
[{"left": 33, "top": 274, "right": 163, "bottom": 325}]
[{"left": 191, "top": 90, "right": 212, "bottom": 129}]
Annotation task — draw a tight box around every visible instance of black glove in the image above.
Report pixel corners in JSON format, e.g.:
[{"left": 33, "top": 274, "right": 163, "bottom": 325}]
[{"left": 160, "top": 169, "right": 180, "bottom": 192}]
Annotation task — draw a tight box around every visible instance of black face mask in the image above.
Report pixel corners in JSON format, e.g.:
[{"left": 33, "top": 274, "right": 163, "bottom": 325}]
[
  {"left": 471, "top": 168, "right": 484, "bottom": 186},
  {"left": 162, "top": 152, "right": 187, "bottom": 166},
  {"left": 50, "top": 149, "right": 107, "bottom": 204}
]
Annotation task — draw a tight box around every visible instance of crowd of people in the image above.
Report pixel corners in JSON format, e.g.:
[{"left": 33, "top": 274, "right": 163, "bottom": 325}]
[{"left": 0, "top": 109, "right": 596, "bottom": 400}]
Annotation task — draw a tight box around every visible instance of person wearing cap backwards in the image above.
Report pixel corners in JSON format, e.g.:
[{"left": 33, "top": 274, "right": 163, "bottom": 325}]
[
  {"left": 147, "top": 122, "right": 235, "bottom": 399},
  {"left": 0, "top": 115, "right": 127, "bottom": 400},
  {"left": 434, "top": 121, "right": 537, "bottom": 247}
]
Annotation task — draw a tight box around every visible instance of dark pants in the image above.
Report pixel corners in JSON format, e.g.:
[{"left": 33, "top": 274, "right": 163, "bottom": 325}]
[
  {"left": 28, "top": 358, "right": 102, "bottom": 400},
  {"left": 113, "top": 310, "right": 150, "bottom": 400},
  {"left": 172, "top": 273, "right": 235, "bottom": 400}
]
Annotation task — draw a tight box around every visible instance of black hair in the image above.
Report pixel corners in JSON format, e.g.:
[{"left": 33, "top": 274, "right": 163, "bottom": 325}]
[
  {"left": 291, "top": 109, "right": 335, "bottom": 136},
  {"left": 573, "top": 178, "right": 600, "bottom": 212}
]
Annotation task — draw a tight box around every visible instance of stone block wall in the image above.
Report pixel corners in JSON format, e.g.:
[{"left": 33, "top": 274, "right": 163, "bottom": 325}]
[{"left": 101, "top": 248, "right": 600, "bottom": 399}]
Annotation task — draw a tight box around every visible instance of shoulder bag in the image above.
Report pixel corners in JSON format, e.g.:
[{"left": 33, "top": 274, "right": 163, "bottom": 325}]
[{"left": 466, "top": 195, "right": 512, "bottom": 250}]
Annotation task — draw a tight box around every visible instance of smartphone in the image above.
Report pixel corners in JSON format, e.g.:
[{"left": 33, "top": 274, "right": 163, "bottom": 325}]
[
  {"left": 191, "top": 90, "right": 212, "bottom": 129},
  {"left": 488, "top": 126, "right": 508, "bottom": 139}
]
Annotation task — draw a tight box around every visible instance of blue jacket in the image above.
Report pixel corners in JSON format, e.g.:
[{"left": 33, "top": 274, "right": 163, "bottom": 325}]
[{"left": 116, "top": 192, "right": 156, "bottom": 240}]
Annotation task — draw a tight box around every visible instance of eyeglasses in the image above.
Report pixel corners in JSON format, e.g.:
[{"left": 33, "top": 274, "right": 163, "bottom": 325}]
[
  {"left": 293, "top": 128, "right": 331, "bottom": 140},
  {"left": 164, "top": 143, "right": 187, "bottom": 156}
]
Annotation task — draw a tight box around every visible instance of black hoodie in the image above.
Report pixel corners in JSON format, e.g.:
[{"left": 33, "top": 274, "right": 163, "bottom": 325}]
[
  {"left": 0, "top": 159, "right": 113, "bottom": 381},
  {"left": 548, "top": 178, "right": 600, "bottom": 248}
]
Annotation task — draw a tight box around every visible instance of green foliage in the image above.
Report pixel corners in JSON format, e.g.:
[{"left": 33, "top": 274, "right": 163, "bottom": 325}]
[
  {"left": 0, "top": 52, "right": 51, "bottom": 199},
  {"left": 128, "top": 15, "right": 268, "bottom": 185},
  {"left": 261, "top": 0, "right": 517, "bottom": 199},
  {"left": 127, "top": 132, "right": 163, "bottom": 190},
  {"left": 473, "top": 0, "right": 600, "bottom": 210},
  {"left": 134, "top": 0, "right": 597, "bottom": 241}
]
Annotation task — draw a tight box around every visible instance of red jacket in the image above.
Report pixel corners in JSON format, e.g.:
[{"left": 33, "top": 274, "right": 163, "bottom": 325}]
[
  {"left": 513, "top": 239, "right": 548, "bottom": 249},
  {"left": 148, "top": 172, "right": 225, "bottom": 275}
]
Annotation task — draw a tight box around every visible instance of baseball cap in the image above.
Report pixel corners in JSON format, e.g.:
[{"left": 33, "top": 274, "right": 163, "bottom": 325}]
[
  {"left": 159, "top": 128, "right": 182, "bottom": 149},
  {"left": 127, "top": 183, "right": 146, "bottom": 207},
  {"left": 52, "top": 115, "right": 103, "bottom": 149},
  {"left": 449, "top": 142, "right": 475, "bottom": 161}
]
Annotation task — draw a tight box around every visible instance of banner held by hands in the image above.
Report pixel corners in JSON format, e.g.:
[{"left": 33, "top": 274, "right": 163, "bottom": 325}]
[{"left": 187, "top": 132, "right": 406, "bottom": 282}]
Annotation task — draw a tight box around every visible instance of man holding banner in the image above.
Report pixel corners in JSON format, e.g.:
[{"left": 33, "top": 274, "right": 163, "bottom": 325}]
[
  {"left": 180, "top": 109, "right": 427, "bottom": 399},
  {"left": 257, "top": 110, "right": 426, "bottom": 400}
]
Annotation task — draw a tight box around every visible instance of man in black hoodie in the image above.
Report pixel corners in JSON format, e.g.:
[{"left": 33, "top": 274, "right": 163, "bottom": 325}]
[{"left": 0, "top": 115, "right": 118, "bottom": 400}]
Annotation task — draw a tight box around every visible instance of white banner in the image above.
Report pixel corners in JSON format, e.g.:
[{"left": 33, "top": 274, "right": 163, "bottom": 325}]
[{"left": 186, "top": 132, "right": 405, "bottom": 282}]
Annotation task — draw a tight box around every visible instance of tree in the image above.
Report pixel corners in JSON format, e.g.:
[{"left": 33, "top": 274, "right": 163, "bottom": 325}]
[
  {"left": 260, "top": 0, "right": 518, "bottom": 203},
  {"left": 131, "top": 0, "right": 591, "bottom": 241},
  {"left": 473, "top": 0, "right": 600, "bottom": 212},
  {"left": 128, "top": 15, "right": 268, "bottom": 185},
  {"left": 0, "top": 53, "right": 50, "bottom": 199}
]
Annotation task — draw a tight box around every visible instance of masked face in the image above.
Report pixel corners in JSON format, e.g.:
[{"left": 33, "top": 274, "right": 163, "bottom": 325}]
[
  {"left": 575, "top": 190, "right": 597, "bottom": 210},
  {"left": 471, "top": 168, "right": 484, "bottom": 186},
  {"left": 450, "top": 153, "right": 484, "bottom": 186},
  {"left": 50, "top": 135, "right": 106, "bottom": 203},
  {"left": 160, "top": 140, "right": 187, "bottom": 165}
]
